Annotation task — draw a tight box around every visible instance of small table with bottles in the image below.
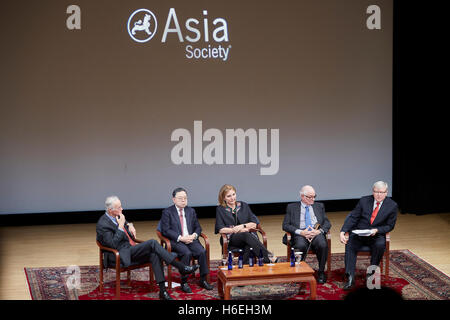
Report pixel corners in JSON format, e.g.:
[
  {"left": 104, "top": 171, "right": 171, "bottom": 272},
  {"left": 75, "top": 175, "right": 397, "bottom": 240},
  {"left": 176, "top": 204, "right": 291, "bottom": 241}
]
[{"left": 217, "top": 261, "right": 317, "bottom": 300}]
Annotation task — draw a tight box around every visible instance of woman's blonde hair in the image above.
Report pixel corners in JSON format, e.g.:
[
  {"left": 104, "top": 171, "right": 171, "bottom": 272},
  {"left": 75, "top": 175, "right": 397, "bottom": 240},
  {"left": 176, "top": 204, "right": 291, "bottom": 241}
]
[{"left": 218, "top": 184, "right": 236, "bottom": 207}]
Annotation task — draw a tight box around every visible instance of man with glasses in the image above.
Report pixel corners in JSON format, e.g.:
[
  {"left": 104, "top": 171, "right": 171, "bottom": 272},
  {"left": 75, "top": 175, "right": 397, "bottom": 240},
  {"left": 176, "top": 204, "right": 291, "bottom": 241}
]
[
  {"left": 340, "top": 181, "right": 398, "bottom": 290},
  {"left": 159, "top": 187, "right": 213, "bottom": 293},
  {"left": 282, "top": 185, "right": 331, "bottom": 284},
  {"left": 96, "top": 196, "right": 199, "bottom": 300}
]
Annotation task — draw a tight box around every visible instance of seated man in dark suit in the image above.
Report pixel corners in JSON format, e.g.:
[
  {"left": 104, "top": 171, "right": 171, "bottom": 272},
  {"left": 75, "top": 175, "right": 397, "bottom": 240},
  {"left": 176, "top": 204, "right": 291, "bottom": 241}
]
[
  {"left": 282, "top": 185, "right": 331, "bottom": 284},
  {"left": 159, "top": 187, "right": 213, "bottom": 293},
  {"left": 96, "top": 196, "right": 199, "bottom": 300},
  {"left": 340, "top": 181, "right": 398, "bottom": 290}
]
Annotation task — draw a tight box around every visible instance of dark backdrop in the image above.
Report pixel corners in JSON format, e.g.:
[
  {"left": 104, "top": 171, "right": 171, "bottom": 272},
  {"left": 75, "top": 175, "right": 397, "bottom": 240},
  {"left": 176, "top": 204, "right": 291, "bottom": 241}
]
[{"left": 2, "top": 0, "right": 449, "bottom": 226}]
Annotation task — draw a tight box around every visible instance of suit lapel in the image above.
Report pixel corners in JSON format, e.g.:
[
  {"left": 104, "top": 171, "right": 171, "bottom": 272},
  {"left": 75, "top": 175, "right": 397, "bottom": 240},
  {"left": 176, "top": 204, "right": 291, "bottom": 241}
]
[
  {"left": 296, "top": 202, "right": 302, "bottom": 227},
  {"left": 373, "top": 198, "right": 390, "bottom": 224},
  {"left": 172, "top": 205, "right": 183, "bottom": 234}
]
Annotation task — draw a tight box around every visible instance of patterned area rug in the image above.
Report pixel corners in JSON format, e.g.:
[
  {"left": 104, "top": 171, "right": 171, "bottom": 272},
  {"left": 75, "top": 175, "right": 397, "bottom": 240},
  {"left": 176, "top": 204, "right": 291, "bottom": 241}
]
[{"left": 24, "top": 249, "right": 450, "bottom": 300}]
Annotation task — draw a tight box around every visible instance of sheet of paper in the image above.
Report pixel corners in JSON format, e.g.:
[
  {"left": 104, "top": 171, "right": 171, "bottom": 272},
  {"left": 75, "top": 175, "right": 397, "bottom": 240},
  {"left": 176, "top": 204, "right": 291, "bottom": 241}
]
[{"left": 352, "top": 229, "right": 372, "bottom": 236}]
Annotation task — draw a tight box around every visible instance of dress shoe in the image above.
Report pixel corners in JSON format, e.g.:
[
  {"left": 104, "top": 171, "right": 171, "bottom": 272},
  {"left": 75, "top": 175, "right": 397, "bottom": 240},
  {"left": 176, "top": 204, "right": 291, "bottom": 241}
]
[
  {"left": 180, "top": 282, "right": 192, "bottom": 293},
  {"left": 199, "top": 279, "right": 214, "bottom": 290},
  {"left": 179, "top": 264, "right": 199, "bottom": 275},
  {"left": 159, "top": 290, "right": 174, "bottom": 300},
  {"left": 317, "top": 271, "right": 327, "bottom": 284},
  {"left": 343, "top": 274, "right": 355, "bottom": 290}
]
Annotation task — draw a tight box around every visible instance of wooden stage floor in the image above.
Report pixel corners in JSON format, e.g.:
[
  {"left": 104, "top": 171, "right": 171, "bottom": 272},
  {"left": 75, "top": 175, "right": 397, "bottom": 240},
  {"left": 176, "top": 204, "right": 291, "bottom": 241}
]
[{"left": 1, "top": 211, "right": 449, "bottom": 299}]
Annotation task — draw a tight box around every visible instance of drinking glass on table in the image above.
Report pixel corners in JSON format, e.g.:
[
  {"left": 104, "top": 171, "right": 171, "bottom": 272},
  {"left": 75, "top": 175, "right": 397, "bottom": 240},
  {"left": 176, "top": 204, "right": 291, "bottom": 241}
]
[
  {"left": 294, "top": 249, "right": 303, "bottom": 265},
  {"left": 221, "top": 256, "right": 228, "bottom": 270},
  {"left": 267, "top": 251, "right": 277, "bottom": 266}
]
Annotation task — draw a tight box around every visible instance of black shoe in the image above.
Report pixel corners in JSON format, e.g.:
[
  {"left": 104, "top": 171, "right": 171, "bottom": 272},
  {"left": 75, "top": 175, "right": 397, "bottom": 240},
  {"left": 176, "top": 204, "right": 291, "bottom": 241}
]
[
  {"left": 317, "top": 271, "right": 327, "bottom": 284},
  {"left": 343, "top": 274, "right": 355, "bottom": 290},
  {"left": 180, "top": 282, "right": 192, "bottom": 293},
  {"left": 199, "top": 280, "right": 214, "bottom": 290},
  {"left": 159, "top": 290, "right": 174, "bottom": 300},
  {"left": 179, "top": 264, "right": 199, "bottom": 275}
]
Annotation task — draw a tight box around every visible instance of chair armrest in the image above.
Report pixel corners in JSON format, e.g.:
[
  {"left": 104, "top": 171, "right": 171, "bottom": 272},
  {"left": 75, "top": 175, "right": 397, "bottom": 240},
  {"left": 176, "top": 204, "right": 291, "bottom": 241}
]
[
  {"left": 286, "top": 232, "right": 292, "bottom": 242},
  {"left": 251, "top": 224, "right": 268, "bottom": 248},
  {"left": 220, "top": 233, "right": 229, "bottom": 257},
  {"left": 199, "top": 233, "right": 210, "bottom": 251},
  {"left": 96, "top": 240, "right": 121, "bottom": 268},
  {"left": 156, "top": 231, "right": 172, "bottom": 252},
  {"left": 96, "top": 240, "right": 119, "bottom": 255}
]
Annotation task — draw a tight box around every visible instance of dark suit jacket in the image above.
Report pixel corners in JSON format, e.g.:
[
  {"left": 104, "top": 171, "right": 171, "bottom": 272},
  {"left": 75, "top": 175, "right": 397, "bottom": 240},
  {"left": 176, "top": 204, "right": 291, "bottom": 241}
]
[
  {"left": 282, "top": 201, "right": 331, "bottom": 245},
  {"left": 340, "top": 195, "right": 398, "bottom": 235},
  {"left": 160, "top": 205, "right": 202, "bottom": 241},
  {"left": 96, "top": 213, "right": 136, "bottom": 267}
]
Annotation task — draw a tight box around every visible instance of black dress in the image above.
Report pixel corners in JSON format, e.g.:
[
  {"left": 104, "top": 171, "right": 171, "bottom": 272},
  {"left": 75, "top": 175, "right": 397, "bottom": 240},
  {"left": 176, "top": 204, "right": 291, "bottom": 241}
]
[{"left": 215, "top": 201, "right": 269, "bottom": 264}]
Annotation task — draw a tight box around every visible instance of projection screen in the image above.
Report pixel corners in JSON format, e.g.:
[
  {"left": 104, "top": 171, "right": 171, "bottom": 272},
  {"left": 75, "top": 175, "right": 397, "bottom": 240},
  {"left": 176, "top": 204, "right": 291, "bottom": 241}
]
[{"left": 0, "top": 0, "right": 393, "bottom": 214}]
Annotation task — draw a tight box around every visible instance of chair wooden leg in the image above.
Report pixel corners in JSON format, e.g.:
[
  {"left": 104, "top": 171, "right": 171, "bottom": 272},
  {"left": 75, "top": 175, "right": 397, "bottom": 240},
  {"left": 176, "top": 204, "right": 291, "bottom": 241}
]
[
  {"left": 99, "top": 267, "right": 104, "bottom": 292},
  {"left": 149, "top": 266, "right": 155, "bottom": 290},
  {"left": 116, "top": 270, "right": 121, "bottom": 300},
  {"left": 167, "top": 263, "right": 172, "bottom": 289},
  {"left": 127, "top": 270, "right": 131, "bottom": 287},
  {"left": 380, "top": 257, "right": 384, "bottom": 274},
  {"left": 327, "top": 252, "right": 332, "bottom": 278},
  {"left": 385, "top": 252, "right": 390, "bottom": 276}
]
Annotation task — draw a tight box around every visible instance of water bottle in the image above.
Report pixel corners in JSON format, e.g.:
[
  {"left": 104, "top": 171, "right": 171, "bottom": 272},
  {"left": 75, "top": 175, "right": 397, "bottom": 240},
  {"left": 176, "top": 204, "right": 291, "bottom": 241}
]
[
  {"left": 290, "top": 248, "right": 295, "bottom": 267},
  {"left": 238, "top": 249, "right": 243, "bottom": 268},
  {"left": 258, "top": 249, "right": 264, "bottom": 266},
  {"left": 249, "top": 248, "right": 254, "bottom": 267},
  {"left": 227, "top": 251, "right": 233, "bottom": 270}
]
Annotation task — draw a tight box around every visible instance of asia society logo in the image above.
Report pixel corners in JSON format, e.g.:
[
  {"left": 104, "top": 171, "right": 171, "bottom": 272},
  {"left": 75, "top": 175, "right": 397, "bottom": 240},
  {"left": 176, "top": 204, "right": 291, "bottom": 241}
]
[
  {"left": 126, "top": 8, "right": 231, "bottom": 61},
  {"left": 127, "top": 9, "right": 158, "bottom": 43}
]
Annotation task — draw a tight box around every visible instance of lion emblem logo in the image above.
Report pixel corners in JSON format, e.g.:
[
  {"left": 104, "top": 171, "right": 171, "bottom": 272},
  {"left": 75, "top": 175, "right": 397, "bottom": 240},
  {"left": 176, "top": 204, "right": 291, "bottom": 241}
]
[
  {"left": 127, "top": 9, "right": 158, "bottom": 43},
  {"left": 132, "top": 14, "right": 152, "bottom": 35}
]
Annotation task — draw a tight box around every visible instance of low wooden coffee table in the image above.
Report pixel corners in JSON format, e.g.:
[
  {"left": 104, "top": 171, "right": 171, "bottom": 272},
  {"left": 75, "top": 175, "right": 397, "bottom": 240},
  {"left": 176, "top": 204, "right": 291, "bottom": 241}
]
[{"left": 217, "top": 262, "right": 317, "bottom": 300}]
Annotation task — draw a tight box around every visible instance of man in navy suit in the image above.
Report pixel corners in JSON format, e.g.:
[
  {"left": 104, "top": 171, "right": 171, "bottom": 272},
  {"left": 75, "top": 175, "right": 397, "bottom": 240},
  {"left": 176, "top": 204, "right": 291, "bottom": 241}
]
[
  {"left": 96, "top": 196, "right": 198, "bottom": 300},
  {"left": 160, "top": 187, "right": 213, "bottom": 293},
  {"left": 282, "top": 185, "right": 331, "bottom": 284},
  {"left": 340, "top": 181, "right": 398, "bottom": 290}
]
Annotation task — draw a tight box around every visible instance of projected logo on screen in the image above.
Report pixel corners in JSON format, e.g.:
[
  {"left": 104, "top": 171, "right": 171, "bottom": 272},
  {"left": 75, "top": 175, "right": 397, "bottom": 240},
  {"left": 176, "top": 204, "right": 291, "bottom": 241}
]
[
  {"left": 127, "top": 8, "right": 231, "bottom": 61},
  {"left": 170, "top": 121, "right": 279, "bottom": 175},
  {"left": 127, "top": 9, "right": 158, "bottom": 43}
]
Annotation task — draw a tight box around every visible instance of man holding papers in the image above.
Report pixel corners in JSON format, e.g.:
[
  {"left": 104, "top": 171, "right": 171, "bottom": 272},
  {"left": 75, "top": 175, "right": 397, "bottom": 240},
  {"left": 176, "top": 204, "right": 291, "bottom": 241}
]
[{"left": 339, "top": 181, "right": 398, "bottom": 290}]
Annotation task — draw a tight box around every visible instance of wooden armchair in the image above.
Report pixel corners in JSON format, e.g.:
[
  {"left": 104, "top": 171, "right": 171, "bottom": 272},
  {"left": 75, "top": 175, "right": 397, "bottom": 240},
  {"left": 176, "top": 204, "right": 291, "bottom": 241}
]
[
  {"left": 344, "top": 231, "right": 390, "bottom": 276},
  {"left": 285, "top": 230, "right": 332, "bottom": 278},
  {"left": 221, "top": 223, "right": 268, "bottom": 259},
  {"left": 96, "top": 239, "right": 155, "bottom": 300},
  {"left": 156, "top": 230, "right": 210, "bottom": 289}
]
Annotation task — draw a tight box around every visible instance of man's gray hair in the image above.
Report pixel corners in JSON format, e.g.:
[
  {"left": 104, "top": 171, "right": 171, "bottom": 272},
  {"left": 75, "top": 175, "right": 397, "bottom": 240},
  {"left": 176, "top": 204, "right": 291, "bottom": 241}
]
[
  {"left": 299, "top": 185, "right": 314, "bottom": 196},
  {"left": 373, "top": 181, "right": 388, "bottom": 190},
  {"left": 105, "top": 195, "right": 120, "bottom": 211}
]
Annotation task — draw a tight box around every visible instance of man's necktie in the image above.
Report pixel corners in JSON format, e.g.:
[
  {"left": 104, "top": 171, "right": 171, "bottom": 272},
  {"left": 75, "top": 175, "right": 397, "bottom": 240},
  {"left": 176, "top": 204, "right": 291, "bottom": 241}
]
[
  {"left": 305, "top": 206, "right": 312, "bottom": 229},
  {"left": 179, "top": 208, "right": 184, "bottom": 236},
  {"left": 370, "top": 202, "right": 381, "bottom": 224},
  {"left": 123, "top": 227, "right": 136, "bottom": 246}
]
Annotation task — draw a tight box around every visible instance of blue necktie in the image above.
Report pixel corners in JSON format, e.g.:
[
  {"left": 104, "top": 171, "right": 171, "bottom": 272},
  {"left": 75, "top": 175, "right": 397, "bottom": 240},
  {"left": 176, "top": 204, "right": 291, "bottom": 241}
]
[{"left": 305, "top": 206, "right": 312, "bottom": 229}]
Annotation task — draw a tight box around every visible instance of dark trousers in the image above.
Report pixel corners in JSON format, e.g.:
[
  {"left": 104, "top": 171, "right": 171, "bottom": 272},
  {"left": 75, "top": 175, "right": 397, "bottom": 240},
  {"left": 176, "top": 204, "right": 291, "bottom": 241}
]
[
  {"left": 130, "top": 239, "right": 176, "bottom": 284},
  {"left": 170, "top": 240, "right": 209, "bottom": 282},
  {"left": 292, "top": 233, "right": 328, "bottom": 272},
  {"left": 344, "top": 233, "right": 386, "bottom": 276},
  {"left": 229, "top": 232, "right": 270, "bottom": 264}
]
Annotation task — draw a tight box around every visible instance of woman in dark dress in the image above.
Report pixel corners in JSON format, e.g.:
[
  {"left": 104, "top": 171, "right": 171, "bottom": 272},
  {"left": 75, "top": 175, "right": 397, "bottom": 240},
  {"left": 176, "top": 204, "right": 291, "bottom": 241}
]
[{"left": 214, "top": 184, "right": 270, "bottom": 264}]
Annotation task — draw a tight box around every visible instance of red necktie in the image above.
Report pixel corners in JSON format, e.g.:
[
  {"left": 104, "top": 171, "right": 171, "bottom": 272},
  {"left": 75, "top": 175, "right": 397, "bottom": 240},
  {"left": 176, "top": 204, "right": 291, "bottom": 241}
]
[
  {"left": 123, "top": 227, "right": 136, "bottom": 246},
  {"left": 370, "top": 202, "right": 381, "bottom": 224},
  {"left": 179, "top": 208, "right": 184, "bottom": 236}
]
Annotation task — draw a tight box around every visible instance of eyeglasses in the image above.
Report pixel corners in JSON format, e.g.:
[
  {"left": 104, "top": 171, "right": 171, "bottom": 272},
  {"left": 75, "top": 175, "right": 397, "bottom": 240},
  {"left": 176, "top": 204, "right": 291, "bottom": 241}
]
[
  {"left": 304, "top": 194, "right": 317, "bottom": 200},
  {"left": 373, "top": 191, "right": 387, "bottom": 194},
  {"left": 175, "top": 197, "right": 187, "bottom": 201}
]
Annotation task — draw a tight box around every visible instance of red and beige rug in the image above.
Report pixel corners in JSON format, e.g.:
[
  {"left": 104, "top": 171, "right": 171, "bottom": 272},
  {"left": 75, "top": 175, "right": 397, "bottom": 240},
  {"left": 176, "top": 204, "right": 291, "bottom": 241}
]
[{"left": 24, "top": 249, "right": 449, "bottom": 300}]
